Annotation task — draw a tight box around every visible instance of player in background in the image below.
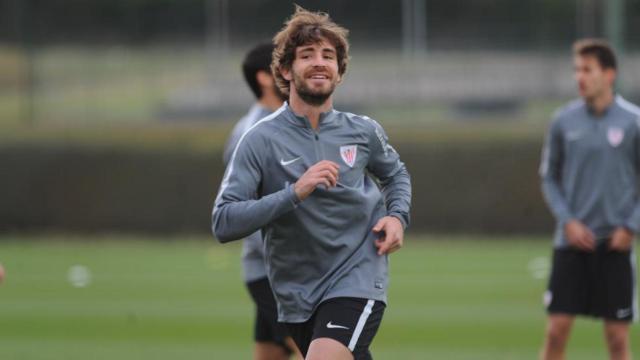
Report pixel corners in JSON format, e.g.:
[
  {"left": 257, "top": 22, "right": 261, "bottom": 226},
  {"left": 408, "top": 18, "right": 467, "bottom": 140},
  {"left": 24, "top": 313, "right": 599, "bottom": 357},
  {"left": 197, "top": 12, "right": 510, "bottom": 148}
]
[
  {"left": 539, "top": 39, "right": 639, "bottom": 360},
  {"left": 222, "top": 43, "right": 300, "bottom": 360},
  {"left": 213, "top": 6, "right": 411, "bottom": 360}
]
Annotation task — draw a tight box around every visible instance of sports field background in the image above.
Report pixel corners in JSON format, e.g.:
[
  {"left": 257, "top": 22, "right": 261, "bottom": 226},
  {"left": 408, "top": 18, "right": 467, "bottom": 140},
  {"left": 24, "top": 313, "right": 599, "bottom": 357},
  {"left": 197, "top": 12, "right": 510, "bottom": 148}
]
[
  {"left": 0, "top": 235, "right": 637, "bottom": 360},
  {"left": 2, "top": 2, "right": 640, "bottom": 359}
]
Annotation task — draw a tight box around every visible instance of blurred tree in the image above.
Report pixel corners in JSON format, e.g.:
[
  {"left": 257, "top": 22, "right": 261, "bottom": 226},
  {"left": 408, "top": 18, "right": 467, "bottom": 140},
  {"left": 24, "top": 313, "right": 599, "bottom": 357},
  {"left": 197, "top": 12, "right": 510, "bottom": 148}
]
[{"left": 0, "top": 1, "right": 637, "bottom": 50}]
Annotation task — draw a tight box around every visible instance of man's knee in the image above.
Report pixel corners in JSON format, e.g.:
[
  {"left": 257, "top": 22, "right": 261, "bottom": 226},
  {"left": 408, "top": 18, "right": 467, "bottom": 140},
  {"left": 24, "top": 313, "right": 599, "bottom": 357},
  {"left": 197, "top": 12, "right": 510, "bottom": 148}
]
[
  {"left": 545, "top": 316, "right": 573, "bottom": 349},
  {"left": 255, "top": 341, "right": 291, "bottom": 360},
  {"left": 604, "top": 323, "right": 630, "bottom": 356}
]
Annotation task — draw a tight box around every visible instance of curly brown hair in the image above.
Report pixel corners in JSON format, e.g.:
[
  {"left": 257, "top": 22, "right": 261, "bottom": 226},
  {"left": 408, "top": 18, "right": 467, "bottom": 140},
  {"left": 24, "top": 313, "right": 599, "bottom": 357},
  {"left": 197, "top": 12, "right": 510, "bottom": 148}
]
[{"left": 271, "top": 5, "right": 350, "bottom": 97}]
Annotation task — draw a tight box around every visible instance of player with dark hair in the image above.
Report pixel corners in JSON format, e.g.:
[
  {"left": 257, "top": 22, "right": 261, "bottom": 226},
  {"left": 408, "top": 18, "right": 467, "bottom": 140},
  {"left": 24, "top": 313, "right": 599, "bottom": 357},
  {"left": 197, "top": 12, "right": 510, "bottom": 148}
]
[
  {"left": 540, "top": 38, "right": 639, "bottom": 360},
  {"left": 222, "top": 42, "right": 300, "bottom": 360}
]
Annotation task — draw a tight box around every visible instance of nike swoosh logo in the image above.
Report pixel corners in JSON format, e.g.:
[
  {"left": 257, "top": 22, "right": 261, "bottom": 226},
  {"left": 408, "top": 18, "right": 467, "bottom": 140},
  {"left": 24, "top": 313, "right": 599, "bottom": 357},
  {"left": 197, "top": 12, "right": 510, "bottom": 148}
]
[
  {"left": 280, "top": 157, "right": 301, "bottom": 166},
  {"left": 326, "top": 321, "right": 349, "bottom": 330},
  {"left": 616, "top": 308, "right": 632, "bottom": 318}
]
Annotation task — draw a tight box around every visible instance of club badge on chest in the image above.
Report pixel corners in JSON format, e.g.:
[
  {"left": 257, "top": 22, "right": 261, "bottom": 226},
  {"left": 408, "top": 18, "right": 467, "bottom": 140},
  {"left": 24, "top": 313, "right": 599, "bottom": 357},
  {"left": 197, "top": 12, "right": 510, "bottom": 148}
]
[
  {"left": 340, "top": 145, "right": 358, "bottom": 168},
  {"left": 607, "top": 127, "right": 624, "bottom": 147}
]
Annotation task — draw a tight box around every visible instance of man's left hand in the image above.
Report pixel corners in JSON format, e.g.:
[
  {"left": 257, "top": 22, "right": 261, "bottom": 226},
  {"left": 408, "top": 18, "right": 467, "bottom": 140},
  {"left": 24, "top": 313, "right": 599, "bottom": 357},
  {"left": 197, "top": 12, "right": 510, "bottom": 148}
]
[
  {"left": 609, "top": 227, "right": 634, "bottom": 251},
  {"left": 373, "top": 216, "right": 404, "bottom": 255}
]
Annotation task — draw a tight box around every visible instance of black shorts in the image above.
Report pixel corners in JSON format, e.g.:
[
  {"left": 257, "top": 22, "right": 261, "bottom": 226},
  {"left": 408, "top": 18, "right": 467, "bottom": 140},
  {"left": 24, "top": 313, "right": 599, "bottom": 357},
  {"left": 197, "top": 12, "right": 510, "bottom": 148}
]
[
  {"left": 246, "top": 277, "right": 291, "bottom": 350},
  {"left": 284, "top": 297, "right": 385, "bottom": 360},
  {"left": 546, "top": 242, "right": 638, "bottom": 322}
]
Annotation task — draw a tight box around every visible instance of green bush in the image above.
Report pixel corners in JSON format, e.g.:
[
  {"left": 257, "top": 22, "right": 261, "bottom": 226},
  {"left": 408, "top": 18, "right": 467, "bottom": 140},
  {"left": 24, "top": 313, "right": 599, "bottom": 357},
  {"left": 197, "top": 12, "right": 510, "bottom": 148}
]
[{"left": 0, "top": 134, "right": 554, "bottom": 235}]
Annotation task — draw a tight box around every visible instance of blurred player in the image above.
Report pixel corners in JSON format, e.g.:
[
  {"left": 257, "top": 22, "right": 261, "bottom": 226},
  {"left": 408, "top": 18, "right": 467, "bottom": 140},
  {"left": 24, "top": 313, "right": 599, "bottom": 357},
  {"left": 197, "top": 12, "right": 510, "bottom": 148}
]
[
  {"left": 223, "top": 43, "right": 300, "bottom": 360},
  {"left": 213, "top": 6, "right": 411, "bottom": 359},
  {"left": 540, "top": 39, "right": 639, "bottom": 360}
]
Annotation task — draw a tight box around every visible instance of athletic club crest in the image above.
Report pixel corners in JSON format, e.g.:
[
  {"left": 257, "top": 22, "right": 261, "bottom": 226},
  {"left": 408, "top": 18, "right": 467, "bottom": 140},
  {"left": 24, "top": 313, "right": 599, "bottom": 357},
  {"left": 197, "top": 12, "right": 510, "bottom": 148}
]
[
  {"left": 340, "top": 145, "right": 358, "bottom": 168},
  {"left": 607, "top": 127, "right": 624, "bottom": 147}
]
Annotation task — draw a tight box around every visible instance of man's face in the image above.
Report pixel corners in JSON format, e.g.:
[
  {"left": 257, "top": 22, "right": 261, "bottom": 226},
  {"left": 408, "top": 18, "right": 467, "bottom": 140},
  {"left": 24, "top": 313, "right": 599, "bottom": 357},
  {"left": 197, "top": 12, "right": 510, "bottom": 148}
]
[
  {"left": 283, "top": 39, "right": 341, "bottom": 106},
  {"left": 574, "top": 55, "right": 615, "bottom": 100}
]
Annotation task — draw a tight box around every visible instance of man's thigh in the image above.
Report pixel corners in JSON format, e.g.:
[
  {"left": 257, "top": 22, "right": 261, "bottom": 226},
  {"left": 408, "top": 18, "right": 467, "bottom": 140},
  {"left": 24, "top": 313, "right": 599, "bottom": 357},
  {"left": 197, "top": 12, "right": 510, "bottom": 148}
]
[
  {"left": 546, "top": 248, "right": 591, "bottom": 316},
  {"left": 599, "top": 247, "right": 636, "bottom": 322},
  {"left": 286, "top": 297, "right": 385, "bottom": 359},
  {"left": 546, "top": 245, "right": 637, "bottom": 322}
]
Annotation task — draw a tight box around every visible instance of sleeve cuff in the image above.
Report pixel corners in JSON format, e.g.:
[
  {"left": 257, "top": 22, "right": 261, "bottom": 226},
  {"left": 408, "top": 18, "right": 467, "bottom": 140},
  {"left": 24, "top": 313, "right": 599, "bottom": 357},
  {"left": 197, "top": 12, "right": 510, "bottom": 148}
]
[
  {"left": 388, "top": 212, "right": 409, "bottom": 229},
  {"left": 287, "top": 183, "right": 301, "bottom": 207},
  {"left": 557, "top": 213, "right": 574, "bottom": 227}
]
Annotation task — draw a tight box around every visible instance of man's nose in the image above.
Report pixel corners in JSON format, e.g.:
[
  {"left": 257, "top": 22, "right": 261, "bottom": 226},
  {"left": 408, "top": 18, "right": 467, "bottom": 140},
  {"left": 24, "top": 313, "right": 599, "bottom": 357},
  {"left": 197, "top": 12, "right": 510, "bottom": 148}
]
[{"left": 310, "top": 54, "right": 328, "bottom": 66}]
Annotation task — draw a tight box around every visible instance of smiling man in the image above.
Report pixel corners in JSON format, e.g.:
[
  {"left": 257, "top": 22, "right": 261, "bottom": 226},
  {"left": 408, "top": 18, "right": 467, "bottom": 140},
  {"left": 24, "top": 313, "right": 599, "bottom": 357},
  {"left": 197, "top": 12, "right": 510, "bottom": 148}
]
[
  {"left": 212, "top": 6, "right": 411, "bottom": 360},
  {"left": 540, "top": 39, "right": 639, "bottom": 360}
]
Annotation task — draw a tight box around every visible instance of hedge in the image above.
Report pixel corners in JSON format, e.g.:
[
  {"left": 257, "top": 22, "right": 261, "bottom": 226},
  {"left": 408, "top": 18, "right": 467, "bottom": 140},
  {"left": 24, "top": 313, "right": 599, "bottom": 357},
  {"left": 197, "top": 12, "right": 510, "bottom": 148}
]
[{"left": 0, "top": 138, "right": 555, "bottom": 235}]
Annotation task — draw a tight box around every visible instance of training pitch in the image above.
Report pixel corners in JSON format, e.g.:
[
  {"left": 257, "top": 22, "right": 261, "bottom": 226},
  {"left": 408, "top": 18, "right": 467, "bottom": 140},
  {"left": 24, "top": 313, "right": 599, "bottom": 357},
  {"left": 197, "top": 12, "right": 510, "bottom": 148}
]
[{"left": 0, "top": 234, "right": 638, "bottom": 359}]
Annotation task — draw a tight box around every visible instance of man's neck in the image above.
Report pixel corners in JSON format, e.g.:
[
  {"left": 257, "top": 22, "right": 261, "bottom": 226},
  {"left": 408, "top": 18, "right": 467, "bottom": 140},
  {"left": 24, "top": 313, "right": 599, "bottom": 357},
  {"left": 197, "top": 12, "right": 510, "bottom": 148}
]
[
  {"left": 586, "top": 89, "right": 615, "bottom": 116},
  {"left": 258, "top": 92, "right": 284, "bottom": 112},
  {"left": 288, "top": 94, "right": 333, "bottom": 129}
]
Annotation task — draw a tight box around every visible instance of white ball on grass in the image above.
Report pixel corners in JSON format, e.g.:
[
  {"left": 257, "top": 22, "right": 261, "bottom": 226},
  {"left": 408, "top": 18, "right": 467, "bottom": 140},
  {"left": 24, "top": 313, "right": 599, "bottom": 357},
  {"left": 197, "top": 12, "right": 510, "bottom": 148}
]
[{"left": 67, "top": 265, "right": 92, "bottom": 288}]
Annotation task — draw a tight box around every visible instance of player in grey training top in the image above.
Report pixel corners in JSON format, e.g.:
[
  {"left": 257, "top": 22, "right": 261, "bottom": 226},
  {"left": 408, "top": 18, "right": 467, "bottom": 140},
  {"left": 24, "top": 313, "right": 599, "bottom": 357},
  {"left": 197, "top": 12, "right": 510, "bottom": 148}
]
[
  {"left": 226, "top": 104, "right": 272, "bottom": 283},
  {"left": 213, "top": 6, "right": 410, "bottom": 359},
  {"left": 539, "top": 39, "right": 638, "bottom": 360},
  {"left": 223, "top": 43, "right": 299, "bottom": 359},
  {"left": 224, "top": 44, "right": 284, "bottom": 286},
  {"left": 541, "top": 96, "right": 640, "bottom": 248}
]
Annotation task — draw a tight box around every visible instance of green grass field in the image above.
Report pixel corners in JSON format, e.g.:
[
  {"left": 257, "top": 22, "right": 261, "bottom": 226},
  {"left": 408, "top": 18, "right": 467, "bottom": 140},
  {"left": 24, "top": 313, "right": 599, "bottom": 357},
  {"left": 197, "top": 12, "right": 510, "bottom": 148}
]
[{"left": 0, "top": 234, "right": 637, "bottom": 359}]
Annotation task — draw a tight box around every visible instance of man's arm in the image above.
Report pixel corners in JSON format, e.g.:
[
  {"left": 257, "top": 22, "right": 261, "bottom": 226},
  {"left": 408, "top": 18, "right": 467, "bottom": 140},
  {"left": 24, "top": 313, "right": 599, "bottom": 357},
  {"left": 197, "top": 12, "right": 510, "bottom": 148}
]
[
  {"left": 365, "top": 118, "right": 411, "bottom": 255},
  {"left": 621, "top": 117, "right": 640, "bottom": 234},
  {"left": 366, "top": 118, "right": 412, "bottom": 228},
  {"left": 212, "top": 132, "right": 299, "bottom": 243},
  {"left": 540, "top": 117, "right": 595, "bottom": 251},
  {"left": 610, "top": 117, "right": 640, "bottom": 251},
  {"left": 540, "top": 119, "right": 573, "bottom": 225},
  {"left": 223, "top": 114, "right": 251, "bottom": 165}
]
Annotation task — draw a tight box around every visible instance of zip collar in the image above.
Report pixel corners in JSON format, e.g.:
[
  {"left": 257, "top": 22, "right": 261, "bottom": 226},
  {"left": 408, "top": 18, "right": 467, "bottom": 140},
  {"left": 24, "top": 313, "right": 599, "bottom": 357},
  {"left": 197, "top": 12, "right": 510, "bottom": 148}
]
[
  {"left": 282, "top": 102, "right": 337, "bottom": 129},
  {"left": 585, "top": 93, "right": 618, "bottom": 118}
]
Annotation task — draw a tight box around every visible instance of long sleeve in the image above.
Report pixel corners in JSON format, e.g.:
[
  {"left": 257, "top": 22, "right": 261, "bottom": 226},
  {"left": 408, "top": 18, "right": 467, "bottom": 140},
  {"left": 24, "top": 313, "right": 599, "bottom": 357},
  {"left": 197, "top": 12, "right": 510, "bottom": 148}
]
[
  {"left": 366, "top": 119, "right": 412, "bottom": 228},
  {"left": 223, "top": 110, "right": 256, "bottom": 165},
  {"left": 540, "top": 118, "right": 573, "bottom": 225},
  {"left": 212, "top": 132, "right": 299, "bottom": 243},
  {"left": 222, "top": 126, "right": 242, "bottom": 165},
  {"left": 624, "top": 117, "right": 640, "bottom": 233}
]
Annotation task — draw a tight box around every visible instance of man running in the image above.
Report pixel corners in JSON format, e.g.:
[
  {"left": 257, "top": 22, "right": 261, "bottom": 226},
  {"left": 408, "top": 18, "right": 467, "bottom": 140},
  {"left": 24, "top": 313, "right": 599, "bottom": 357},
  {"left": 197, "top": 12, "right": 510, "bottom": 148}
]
[{"left": 213, "top": 6, "right": 411, "bottom": 359}]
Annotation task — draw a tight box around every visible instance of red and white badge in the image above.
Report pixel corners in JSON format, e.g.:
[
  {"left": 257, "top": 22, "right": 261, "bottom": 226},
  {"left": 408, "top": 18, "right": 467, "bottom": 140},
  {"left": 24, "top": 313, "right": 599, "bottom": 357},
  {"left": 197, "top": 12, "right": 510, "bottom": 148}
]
[
  {"left": 340, "top": 145, "right": 358, "bottom": 168},
  {"left": 607, "top": 127, "right": 624, "bottom": 147}
]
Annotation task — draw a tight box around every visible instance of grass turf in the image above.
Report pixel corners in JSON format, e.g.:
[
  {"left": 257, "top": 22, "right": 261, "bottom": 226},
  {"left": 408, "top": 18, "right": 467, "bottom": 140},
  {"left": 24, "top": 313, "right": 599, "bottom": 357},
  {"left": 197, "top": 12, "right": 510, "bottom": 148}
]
[{"left": 0, "top": 234, "right": 637, "bottom": 359}]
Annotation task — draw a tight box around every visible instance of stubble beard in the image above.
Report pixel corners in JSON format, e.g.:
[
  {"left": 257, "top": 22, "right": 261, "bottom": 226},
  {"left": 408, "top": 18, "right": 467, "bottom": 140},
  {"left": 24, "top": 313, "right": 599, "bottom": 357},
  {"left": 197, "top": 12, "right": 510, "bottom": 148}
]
[{"left": 292, "top": 72, "right": 336, "bottom": 107}]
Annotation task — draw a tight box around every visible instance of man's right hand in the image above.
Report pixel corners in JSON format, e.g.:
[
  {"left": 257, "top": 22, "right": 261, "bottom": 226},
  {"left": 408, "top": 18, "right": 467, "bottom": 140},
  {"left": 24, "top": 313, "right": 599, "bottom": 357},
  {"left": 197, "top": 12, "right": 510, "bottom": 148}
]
[
  {"left": 564, "top": 219, "right": 596, "bottom": 252},
  {"left": 294, "top": 160, "right": 340, "bottom": 201}
]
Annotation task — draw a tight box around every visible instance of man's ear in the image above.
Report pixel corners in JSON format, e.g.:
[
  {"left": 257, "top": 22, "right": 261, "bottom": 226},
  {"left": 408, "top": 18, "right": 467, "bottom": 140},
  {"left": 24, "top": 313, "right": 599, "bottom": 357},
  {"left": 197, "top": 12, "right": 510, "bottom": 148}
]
[
  {"left": 256, "top": 70, "right": 274, "bottom": 88},
  {"left": 280, "top": 66, "right": 292, "bottom": 81},
  {"left": 605, "top": 68, "right": 617, "bottom": 86}
]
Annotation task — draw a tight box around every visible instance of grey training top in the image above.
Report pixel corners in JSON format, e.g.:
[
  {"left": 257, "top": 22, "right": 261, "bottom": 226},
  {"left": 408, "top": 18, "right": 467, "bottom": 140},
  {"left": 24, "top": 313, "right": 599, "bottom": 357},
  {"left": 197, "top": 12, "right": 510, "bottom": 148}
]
[
  {"left": 223, "top": 103, "right": 272, "bottom": 283},
  {"left": 212, "top": 103, "right": 411, "bottom": 322},
  {"left": 540, "top": 95, "right": 640, "bottom": 248}
]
